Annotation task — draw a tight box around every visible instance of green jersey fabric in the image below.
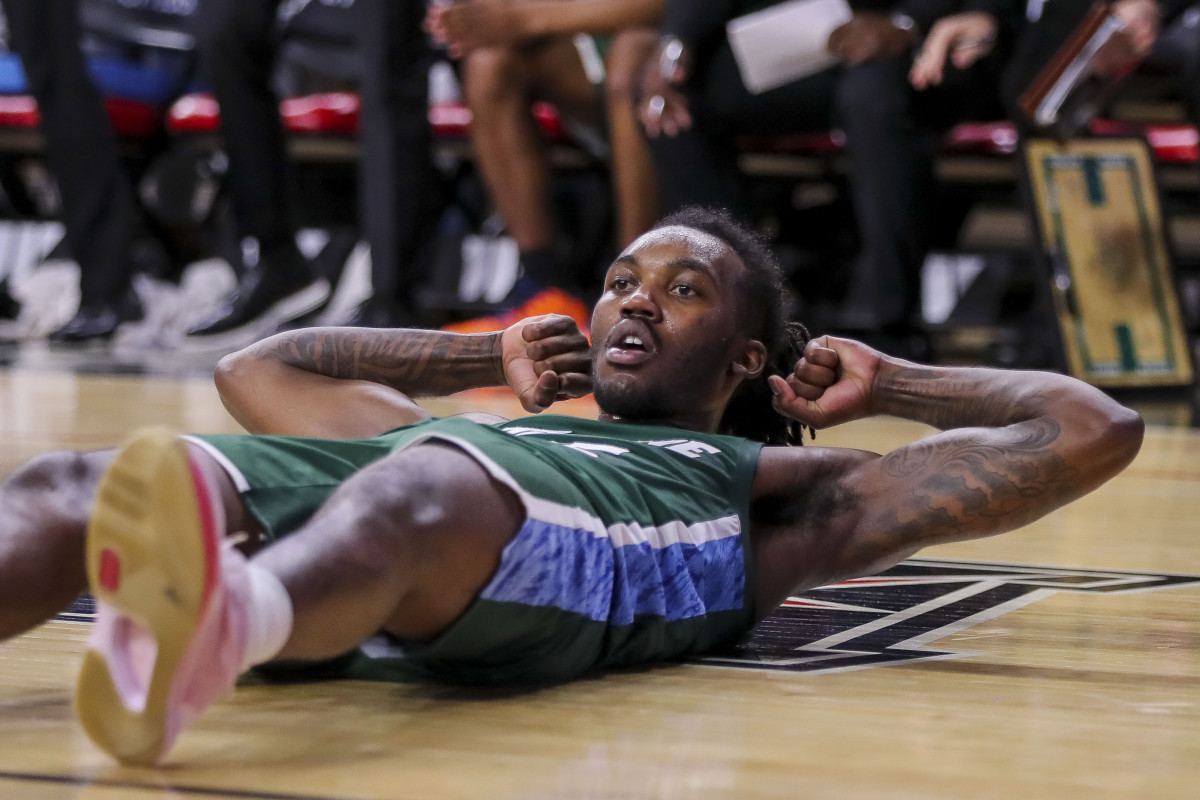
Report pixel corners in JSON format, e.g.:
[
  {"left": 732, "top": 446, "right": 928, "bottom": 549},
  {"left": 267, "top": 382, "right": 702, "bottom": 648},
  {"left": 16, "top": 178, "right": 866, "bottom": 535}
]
[{"left": 190, "top": 414, "right": 764, "bottom": 684}]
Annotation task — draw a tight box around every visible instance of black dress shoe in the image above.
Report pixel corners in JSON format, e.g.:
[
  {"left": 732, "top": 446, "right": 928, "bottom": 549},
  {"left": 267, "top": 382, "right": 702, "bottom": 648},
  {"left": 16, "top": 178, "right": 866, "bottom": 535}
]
[
  {"left": 0, "top": 279, "right": 19, "bottom": 321},
  {"left": 48, "top": 290, "right": 144, "bottom": 344},
  {"left": 49, "top": 306, "right": 123, "bottom": 343},
  {"left": 342, "top": 298, "right": 424, "bottom": 329},
  {"left": 186, "top": 251, "right": 330, "bottom": 343}
]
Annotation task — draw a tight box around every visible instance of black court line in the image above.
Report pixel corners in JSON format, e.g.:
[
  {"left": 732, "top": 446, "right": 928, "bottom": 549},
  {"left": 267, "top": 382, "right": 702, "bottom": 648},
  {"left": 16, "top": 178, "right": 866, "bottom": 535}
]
[{"left": 0, "top": 770, "right": 357, "bottom": 800}]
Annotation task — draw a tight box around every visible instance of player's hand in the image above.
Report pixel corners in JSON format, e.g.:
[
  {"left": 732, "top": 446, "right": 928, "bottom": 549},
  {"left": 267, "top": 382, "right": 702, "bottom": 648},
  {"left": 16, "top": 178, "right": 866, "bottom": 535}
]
[
  {"left": 500, "top": 314, "right": 592, "bottom": 413},
  {"left": 910, "top": 12, "right": 998, "bottom": 90},
  {"left": 828, "top": 13, "right": 919, "bottom": 67},
  {"left": 638, "top": 38, "right": 692, "bottom": 138},
  {"left": 425, "top": 0, "right": 528, "bottom": 58},
  {"left": 768, "top": 336, "right": 883, "bottom": 429}
]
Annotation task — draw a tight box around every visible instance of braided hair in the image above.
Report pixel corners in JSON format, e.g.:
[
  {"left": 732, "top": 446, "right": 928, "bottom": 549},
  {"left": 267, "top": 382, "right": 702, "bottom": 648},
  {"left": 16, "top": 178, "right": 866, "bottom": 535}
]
[{"left": 651, "top": 206, "right": 813, "bottom": 446}]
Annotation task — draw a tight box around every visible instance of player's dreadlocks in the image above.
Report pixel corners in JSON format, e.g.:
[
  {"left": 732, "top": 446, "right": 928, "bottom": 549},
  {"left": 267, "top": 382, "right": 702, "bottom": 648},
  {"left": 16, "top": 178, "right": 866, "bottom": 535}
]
[{"left": 651, "top": 207, "right": 813, "bottom": 446}]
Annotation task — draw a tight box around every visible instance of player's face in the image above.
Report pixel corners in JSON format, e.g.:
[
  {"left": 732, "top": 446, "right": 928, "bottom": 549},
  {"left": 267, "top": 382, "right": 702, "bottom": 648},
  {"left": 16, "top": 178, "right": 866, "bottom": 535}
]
[{"left": 590, "top": 226, "right": 756, "bottom": 424}]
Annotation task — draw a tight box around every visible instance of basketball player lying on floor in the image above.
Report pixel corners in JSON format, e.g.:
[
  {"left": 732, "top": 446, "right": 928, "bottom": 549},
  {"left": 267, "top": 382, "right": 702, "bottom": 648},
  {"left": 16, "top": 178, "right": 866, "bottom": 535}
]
[{"left": 0, "top": 208, "right": 1142, "bottom": 765}]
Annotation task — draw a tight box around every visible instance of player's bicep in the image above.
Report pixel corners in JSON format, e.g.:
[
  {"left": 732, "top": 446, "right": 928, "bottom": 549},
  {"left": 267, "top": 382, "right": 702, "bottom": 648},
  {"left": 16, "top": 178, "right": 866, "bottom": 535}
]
[{"left": 844, "top": 419, "right": 1081, "bottom": 560}]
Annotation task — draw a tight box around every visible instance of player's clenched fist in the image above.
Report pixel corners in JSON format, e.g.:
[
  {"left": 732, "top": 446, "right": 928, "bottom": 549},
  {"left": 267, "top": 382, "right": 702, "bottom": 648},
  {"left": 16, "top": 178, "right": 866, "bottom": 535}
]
[
  {"left": 501, "top": 314, "right": 593, "bottom": 413},
  {"left": 768, "top": 336, "right": 884, "bottom": 430}
]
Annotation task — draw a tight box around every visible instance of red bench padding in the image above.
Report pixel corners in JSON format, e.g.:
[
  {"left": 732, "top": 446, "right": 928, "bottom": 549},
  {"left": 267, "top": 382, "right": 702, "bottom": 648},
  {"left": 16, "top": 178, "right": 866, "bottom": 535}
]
[
  {"left": 0, "top": 94, "right": 160, "bottom": 139},
  {"left": 169, "top": 93, "right": 576, "bottom": 143},
  {"left": 162, "top": 91, "right": 1200, "bottom": 166},
  {"left": 280, "top": 92, "right": 360, "bottom": 134},
  {"left": 1089, "top": 119, "right": 1199, "bottom": 164}
]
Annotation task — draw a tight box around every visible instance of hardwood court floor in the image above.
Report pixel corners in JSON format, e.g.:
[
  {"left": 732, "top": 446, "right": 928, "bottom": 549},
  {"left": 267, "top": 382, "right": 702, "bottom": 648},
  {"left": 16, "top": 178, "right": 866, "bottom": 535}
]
[{"left": 1, "top": 365, "right": 1198, "bottom": 799}]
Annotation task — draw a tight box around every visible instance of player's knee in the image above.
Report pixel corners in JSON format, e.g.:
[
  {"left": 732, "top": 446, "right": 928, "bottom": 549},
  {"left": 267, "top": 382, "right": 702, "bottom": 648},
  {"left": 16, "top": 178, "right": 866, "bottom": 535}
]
[
  {"left": 463, "top": 47, "right": 525, "bottom": 107},
  {"left": 6, "top": 450, "right": 94, "bottom": 495},
  {"left": 3, "top": 450, "right": 108, "bottom": 506}
]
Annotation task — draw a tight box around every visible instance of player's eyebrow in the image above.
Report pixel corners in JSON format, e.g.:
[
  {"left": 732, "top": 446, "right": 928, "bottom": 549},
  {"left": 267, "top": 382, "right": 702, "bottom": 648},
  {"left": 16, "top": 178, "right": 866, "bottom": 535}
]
[{"left": 612, "top": 254, "right": 718, "bottom": 280}]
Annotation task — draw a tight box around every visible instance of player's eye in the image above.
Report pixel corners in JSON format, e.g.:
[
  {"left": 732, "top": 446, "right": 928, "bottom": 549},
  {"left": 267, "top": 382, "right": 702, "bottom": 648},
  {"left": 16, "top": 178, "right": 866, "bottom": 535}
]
[
  {"left": 672, "top": 283, "right": 697, "bottom": 297},
  {"left": 609, "top": 276, "right": 633, "bottom": 291}
]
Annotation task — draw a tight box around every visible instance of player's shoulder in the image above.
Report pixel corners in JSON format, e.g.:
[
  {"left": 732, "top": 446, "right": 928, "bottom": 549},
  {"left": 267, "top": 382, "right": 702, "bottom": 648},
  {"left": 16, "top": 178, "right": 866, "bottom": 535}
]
[{"left": 753, "top": 444, "right": 880, "bottom": 497}]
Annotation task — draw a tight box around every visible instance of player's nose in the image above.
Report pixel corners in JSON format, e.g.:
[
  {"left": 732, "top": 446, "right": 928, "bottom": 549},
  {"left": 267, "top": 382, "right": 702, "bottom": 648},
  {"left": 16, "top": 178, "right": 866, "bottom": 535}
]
[{"left": 619, "top": 284, "right": 661, "bottom": 321}]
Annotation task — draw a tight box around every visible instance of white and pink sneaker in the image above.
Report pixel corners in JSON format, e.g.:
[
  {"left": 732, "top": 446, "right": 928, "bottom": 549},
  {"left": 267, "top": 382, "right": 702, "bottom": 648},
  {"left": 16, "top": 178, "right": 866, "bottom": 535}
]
[{"left": 75, "top": 429, "right": 250, "bottom": 765}]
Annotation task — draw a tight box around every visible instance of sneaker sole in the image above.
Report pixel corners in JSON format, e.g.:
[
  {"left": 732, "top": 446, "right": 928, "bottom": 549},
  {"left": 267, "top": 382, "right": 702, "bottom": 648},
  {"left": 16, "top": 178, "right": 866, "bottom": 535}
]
[{"left": 75, "top": 429, "right": 222, "bottom": 765}]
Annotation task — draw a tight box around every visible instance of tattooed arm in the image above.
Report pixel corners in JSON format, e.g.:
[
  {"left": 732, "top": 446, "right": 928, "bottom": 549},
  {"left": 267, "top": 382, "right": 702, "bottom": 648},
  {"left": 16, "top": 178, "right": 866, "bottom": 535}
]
[
  {"left": 750, "top": 336, "right": 1143, "bottom": 607},
  {"left": 214, "top": 315, "right": 591, "bottom": 437}
]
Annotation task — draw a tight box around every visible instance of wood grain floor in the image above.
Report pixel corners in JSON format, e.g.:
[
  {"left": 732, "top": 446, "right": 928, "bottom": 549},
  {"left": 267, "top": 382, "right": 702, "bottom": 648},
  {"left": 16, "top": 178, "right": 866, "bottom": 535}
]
[{"left": 1, "top": 365, "right": 1198, "bottom": 799}]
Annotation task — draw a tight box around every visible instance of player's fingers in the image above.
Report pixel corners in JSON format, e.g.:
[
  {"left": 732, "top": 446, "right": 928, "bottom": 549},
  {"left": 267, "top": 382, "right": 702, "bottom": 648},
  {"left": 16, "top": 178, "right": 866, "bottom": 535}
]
[
  {"left": 768, "top": 375, "right": 799, "bottom": 413},
  {"left": 521, "top": 313, "right": 578, "bottom": 341},
  {"left": 526, "top": 330, "right": 589, "bottom": 360},
  {"left": 803, "top": 343, "right": 839, "bottom": 369},
  {"left": 768, "top": 374, "right": 791, "bottom": 398},
  {"left": 795, "top": 358, "right": 838, "bottom": 388},
  {"left": 787, "top": 373, "right": 826, "bottom": 402},
  {"left": 521, "top": 370, "right": 560, "bottom": 413},
  {"left": 533, "top": 341, "right": 590, "bottom": 366},
  {"left": 538, "top": 352, "right": 592, "bottom": 381},
  {"left": 555, "top": 372, "right": 593, "bottom": 398},
  {"left": 770, "top": 376, "right": 822, "bottom": 425}
]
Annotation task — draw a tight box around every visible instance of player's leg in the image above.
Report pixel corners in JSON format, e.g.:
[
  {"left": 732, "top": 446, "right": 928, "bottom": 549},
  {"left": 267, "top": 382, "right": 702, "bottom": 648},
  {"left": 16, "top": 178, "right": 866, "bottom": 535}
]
[
  {"left": 604, "top": 28, "right": 660, "bottom": 247},
  {"left": 463, "top": 37, "right": 600, "bottom": 253},
  {"left": 0, "top": 449, "right": 110, "bottom": 640},
  {"left": 250, "top": 441, "right": 522, "bottom": 658},
  {"left": 76, "top": 434, "right": 520, "bottom": 763},
  {"left": 0, "top": 446, "right": 252, "bottom": 641},
  {"left": 463, "top": 43, "right": 557, "bottom": 254}
]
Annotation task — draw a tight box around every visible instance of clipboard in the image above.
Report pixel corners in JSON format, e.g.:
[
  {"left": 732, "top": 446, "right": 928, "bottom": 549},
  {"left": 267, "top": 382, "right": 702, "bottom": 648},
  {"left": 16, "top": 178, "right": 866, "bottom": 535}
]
[
  {"left": 1021, "top": 137, "right": 1193, "bottom": 389},
  {"left": 726, "top": 0, "right": 852, "bottom": 94},
  {"left": 1017, "top": 2, "right": 1128, "bottom": 137}
]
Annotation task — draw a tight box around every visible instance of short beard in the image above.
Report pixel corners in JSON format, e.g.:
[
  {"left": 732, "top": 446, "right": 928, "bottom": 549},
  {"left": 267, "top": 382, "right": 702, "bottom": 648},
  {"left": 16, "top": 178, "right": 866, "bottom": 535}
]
[{"left": 593, "top": 378, "right": 667, "bottom": 420}]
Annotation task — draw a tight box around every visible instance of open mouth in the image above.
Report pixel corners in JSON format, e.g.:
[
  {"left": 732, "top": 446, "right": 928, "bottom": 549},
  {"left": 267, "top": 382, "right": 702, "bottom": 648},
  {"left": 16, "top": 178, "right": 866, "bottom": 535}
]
[{"left": 605, "top": 331, "right": 655, "bottom": 366}]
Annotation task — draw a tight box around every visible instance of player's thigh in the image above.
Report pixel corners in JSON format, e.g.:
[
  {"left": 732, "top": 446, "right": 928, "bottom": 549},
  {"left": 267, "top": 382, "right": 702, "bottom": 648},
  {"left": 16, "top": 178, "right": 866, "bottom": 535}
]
[{"left": 375, "top": 442, "right": 525, "bottom": 640}]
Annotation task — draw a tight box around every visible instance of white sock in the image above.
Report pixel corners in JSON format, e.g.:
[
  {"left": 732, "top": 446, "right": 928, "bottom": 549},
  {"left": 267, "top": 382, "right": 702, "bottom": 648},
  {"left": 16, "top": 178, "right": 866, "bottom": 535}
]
[{"left": 239, "top": 562, "right": 294, "bottom": 672}]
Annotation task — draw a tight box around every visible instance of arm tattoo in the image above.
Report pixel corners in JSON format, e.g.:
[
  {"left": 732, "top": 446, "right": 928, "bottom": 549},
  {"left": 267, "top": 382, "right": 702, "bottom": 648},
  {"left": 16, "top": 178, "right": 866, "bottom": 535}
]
[
  {"left": 876, "top": 366, "right": 1044, "bottom": 430},
  {"left": 247, "top": 328, "right": 505, "bottom": 396},
  {"left": 873, "top": 418, "right": 1080, "bottom": 546}
]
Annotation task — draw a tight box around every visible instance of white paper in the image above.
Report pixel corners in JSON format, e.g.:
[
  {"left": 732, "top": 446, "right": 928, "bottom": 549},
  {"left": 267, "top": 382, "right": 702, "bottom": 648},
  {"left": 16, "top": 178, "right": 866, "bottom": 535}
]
[{"left": 726, "top": 0, "right": 853, "bottom": 94}]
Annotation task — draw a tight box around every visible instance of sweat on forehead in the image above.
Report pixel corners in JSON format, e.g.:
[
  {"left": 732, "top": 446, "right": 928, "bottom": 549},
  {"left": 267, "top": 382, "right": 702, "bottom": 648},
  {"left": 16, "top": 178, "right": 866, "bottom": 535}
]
[{"left": 620, "top": 225, "right": 736, "bottom": 266}]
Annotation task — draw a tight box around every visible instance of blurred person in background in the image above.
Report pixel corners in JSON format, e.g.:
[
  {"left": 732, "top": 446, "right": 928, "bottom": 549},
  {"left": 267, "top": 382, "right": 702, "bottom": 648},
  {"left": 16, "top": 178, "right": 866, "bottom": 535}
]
[
  {"left": 0, "top": 0, "right": 145, "bottom": 342},
  {"left": 427, "top": 0, "right": 665, "bottom": 334},
  {"left": 914, "top": 0, "right": 1199, "bottom": 296},
  {"left": 911, "top": 0, "right": 1196, "bottom": 117},
  {"left": 187, "top": 0, "right": 436, "bottom": 344},
  {"left": 638, "top": 0, "right": 1012, "bottom": 356}
]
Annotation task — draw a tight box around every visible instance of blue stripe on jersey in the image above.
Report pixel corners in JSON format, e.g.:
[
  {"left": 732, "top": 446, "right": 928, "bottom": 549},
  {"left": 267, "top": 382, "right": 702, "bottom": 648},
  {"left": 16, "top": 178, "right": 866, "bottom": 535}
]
[{"left": 480, "top": 517, "right": 745, "bottom": 624}]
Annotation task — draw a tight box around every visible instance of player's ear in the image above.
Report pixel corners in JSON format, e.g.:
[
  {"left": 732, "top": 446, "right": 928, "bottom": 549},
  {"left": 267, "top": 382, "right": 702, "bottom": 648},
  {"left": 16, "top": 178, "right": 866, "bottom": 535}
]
[{"left": 732, "top": 339, "right": 767, "bottom": 380}]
